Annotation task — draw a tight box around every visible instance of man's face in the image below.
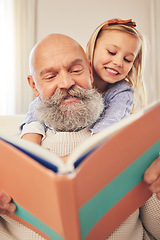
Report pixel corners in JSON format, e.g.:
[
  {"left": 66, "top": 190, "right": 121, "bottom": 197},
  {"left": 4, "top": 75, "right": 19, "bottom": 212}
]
[{"left": 29, "top": 37, "right": 93, "bottom": 101}]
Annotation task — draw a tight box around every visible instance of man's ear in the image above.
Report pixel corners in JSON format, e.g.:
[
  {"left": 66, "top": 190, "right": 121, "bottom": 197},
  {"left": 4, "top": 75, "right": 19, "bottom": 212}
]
[
  {"left": 88, "top": 60, "right": 94, "bottom": 85},
  {"left": 27, "top": 75, "right": 40, "bottom": 97}
]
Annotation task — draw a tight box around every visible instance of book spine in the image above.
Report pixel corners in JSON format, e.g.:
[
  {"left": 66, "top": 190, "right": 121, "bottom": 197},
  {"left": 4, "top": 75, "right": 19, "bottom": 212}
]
[{"left": 56, "top": 175, "right": 81, "bottom": 240}]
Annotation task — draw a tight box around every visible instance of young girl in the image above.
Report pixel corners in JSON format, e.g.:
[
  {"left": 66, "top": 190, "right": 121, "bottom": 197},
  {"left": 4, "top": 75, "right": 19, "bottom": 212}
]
[
  {"left": 21, "top": 18, "right": 146, "bottom": 143},
  {"left": 86, "top": 18, "right": 146, "bottom": 133}
]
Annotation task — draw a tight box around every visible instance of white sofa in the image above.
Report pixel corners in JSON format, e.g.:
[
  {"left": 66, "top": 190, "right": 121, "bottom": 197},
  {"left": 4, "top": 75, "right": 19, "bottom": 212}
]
[{"left": 0, "top": 115, "right": 25, "bottom": 136}]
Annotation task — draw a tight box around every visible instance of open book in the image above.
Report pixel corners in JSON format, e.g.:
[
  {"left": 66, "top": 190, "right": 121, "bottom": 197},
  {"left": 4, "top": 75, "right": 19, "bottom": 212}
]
[{"left": 0, "top": 99, "right": 159, "bottom": 240}]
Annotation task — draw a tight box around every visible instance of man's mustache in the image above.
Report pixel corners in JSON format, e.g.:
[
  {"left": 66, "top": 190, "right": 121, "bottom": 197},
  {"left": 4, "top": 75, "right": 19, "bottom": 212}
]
[{"left": 46, "top": 85, "right": 89, "bottom": 106}]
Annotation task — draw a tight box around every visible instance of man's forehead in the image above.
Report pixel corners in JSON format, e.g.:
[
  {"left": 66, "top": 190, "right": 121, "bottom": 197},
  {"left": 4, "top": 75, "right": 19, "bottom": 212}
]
[
  {"left": 38, "top": 41, "right": 85, "bottom": 60},
  {"left": 40, "top": 44, "right": 86, "bottom": 63}
]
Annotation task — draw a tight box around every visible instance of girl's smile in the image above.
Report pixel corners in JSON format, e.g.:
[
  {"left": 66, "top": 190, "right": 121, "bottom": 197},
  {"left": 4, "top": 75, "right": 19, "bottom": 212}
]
[{"left": 104, "top": 67, "right": 120, "bottom": 76}]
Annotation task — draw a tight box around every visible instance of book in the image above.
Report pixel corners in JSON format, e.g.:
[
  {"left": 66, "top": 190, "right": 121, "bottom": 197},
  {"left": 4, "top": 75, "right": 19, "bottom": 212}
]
[{"left": 0, "top": 99, "right": 159, "bottom": 240}]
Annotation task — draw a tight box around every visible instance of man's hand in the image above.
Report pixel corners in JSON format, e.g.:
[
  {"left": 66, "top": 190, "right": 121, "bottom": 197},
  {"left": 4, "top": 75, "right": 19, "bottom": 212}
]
[
  {"left": 61, "top": 154, "right": 69, "bottom": 163},
  {"left": 0, "top": 189, "right": 16, "bottom": 215},
  {"left": 144, "top": 155, "right": 160, "bottom": 200}
]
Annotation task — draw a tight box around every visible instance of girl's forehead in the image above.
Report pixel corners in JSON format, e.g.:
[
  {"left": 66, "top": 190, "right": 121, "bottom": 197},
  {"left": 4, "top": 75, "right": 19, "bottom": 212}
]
[
  {"left": 98, "top": 29, "right": 138, "bottom": 43},
  {"left": 97, "top": 29, "right": 141, "bottom": 56}
]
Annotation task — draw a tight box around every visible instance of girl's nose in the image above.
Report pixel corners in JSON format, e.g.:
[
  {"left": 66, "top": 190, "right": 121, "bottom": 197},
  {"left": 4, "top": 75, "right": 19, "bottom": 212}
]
[{"left": 113, "top": 55, "right": 123, "bottom": 67}]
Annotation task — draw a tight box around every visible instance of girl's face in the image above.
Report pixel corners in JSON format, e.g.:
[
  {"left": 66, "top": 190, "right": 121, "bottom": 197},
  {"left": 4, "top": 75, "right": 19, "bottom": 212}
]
[{"left": 93, "top": 30, "right": 141, "bottom": 91}]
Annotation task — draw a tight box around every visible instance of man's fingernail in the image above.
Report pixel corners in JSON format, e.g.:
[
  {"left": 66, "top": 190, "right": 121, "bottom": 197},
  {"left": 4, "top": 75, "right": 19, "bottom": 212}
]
[
  {"left": 2, "top": 195, "right": 10, "bottom": 203},
  {"left": 8, "top": 204, "right": 16, "bottom": 213}
]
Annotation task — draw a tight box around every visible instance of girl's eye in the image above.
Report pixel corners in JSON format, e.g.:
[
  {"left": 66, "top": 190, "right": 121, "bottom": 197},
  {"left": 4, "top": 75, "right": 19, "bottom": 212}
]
[
  {"left": 124, "top": 58, "right": 132, "bottom": 63},
  {"left": 108, "top": 50, "right": 116, "bottom": 55}
]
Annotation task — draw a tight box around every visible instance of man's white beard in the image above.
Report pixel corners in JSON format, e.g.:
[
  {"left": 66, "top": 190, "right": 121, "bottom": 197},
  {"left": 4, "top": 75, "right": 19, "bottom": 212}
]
[{"left": 35, "top": 85, "right": 104, "bottom": 132}]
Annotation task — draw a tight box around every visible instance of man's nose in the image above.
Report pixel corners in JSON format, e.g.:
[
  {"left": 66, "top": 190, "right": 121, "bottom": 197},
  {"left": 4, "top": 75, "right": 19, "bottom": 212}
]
[{"left": 57, "top": 73, "right": 75, "bottom": 89}]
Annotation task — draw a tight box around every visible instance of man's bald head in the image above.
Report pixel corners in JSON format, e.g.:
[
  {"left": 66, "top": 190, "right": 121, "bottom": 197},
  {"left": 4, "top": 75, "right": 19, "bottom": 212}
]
[{"left": 29, "top": 34, "right": 87, "bottom": 76}]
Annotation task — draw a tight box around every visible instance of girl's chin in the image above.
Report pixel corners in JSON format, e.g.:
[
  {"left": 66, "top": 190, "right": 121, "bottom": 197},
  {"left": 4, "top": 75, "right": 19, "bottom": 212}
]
[{"left": 103, "top": 78, "right": 121, "bottom": 84}]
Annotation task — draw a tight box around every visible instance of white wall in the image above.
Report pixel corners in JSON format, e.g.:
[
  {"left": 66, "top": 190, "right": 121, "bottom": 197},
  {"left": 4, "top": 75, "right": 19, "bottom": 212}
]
[
  {"left": 36, "top": 0, "right": 150, "bottom": 48},
  {"left": 36, "top": 0, "right": 160, "bottom": 104}
]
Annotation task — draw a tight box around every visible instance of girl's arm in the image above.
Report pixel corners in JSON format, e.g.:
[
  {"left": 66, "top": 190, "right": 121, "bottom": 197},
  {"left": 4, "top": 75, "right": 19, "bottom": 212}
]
[
  {"left": 20, "top": 97, "right": 46, "bottom": 145},
  {"left": 90, "top": 81, "right": 134, "bottom": 133},
  {"left": 22, "top": 133, "right": 42, "bottom": 145}
]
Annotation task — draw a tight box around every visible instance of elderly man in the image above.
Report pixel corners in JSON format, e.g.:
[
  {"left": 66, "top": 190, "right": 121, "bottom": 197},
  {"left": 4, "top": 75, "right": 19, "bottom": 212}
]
[
  {"left": 0, "top": 34, "right": 160, "bottom": 240},
  {"left": 20, "top": 33, "right": 104, "bottom": 155}
]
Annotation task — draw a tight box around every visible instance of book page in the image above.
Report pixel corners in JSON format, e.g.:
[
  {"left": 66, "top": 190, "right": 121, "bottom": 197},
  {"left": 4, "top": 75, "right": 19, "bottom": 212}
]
[{"left": 0, "top": 134, "right": 67, "bottom": 173}]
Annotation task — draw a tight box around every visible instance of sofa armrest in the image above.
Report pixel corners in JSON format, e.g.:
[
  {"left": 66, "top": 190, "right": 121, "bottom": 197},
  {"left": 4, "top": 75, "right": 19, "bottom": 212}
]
[{"left": 0, "top": 115, "right": 25, "bottom": 137}]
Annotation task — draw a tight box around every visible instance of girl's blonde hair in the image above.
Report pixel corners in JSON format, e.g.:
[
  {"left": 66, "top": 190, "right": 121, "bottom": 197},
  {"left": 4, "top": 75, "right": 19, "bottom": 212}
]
[{"left": 86, "top": 19, "right": 147, "bottom": 111}]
